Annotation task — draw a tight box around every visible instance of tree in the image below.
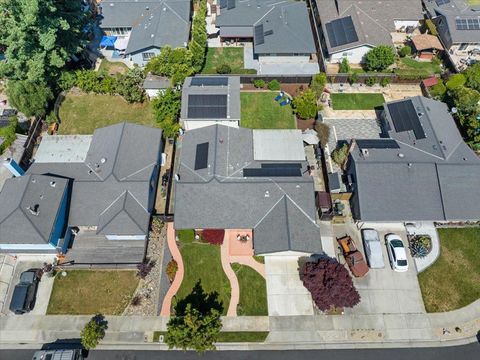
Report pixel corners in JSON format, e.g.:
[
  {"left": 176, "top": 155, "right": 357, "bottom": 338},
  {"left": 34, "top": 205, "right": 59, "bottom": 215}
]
[
  {"left": 80, "top": 314, "right": 108, "bottom": 350},
  {"left": 0, "top": 0, "right": 89, "bottom": 84},
  {"left": 152, "top": 87, "right": 182, "bottom": 138},
  {"left": 6, "top": 80, "right": 53, "bottom": 117},
  {"left": 464, "top": 63, "right": 480, "bottom": 92},
  {"left": 145, "top": 46, "right": 194, "bottom": 85},
  {"left": 364, "top": 45, "right": 396, "bottom": 72},
  {"left": 300, "top": 257, "right": 360, "bottom": 311},
  {"left": 339, "top": 57, "right": 350, "bottom": 73},
  {"left": 331, "top": 143, "right": 349, "bottom": 167},
  {"left": 116, "top": 67, "right": 146, "bottom": 103},
  {"left": 451, "top": 87, "right": 480, "bottom": 148},
  {"left": 292, "top": 89, "right": 317, "bottom": 120},
  {"left": 451, "top": 86, "right": 480, "bottom": 114},
  {"left": 429, "top": 82, "right": 446, "bottom": 99},
  {"left": 310, "top": 72, "right": 327, "bottom": 97},
  {"left": 189, "top": 0, "right": 207, "bottom": 72},
  {"left": 446, "top": 73, "right": 466, "bottom": 91},
  {"left": 315, "top": 122, "right": 330, "bottom": 149}
]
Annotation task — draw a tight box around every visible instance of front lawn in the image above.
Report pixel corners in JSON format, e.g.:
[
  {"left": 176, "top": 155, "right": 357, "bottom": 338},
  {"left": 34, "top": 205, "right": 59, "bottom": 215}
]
[
  {"left": 175, "top": 230, "right": 231, "bottom": 315},
  {"left": 418, "top": 227, "right": 480, "bottom": 313},
  {"left": 240, "top": 92, "right": 295, "bottom": 129},
  {"left": 232, "top": 263, "right": 268, "bottom": 316},
  {"left": 153, "top": 331, "right": 269, "bottom": 343},
  {"left": 47, "top": 270, "right": 138, "bottom": 315},
  {"left": 330, "top": 93, "right": 385, "bottom": 110},
  {"left": 58, "top": 92, "right": 156, "bottom": 134},
  {"left": 201, "top": 47, "right": 257, "bottom": 74}
]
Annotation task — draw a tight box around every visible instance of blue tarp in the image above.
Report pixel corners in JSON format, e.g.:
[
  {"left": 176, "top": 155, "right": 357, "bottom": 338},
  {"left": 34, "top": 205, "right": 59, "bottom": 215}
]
[{"left": 100, "top": 35, "right": 117, "bottom": 48}]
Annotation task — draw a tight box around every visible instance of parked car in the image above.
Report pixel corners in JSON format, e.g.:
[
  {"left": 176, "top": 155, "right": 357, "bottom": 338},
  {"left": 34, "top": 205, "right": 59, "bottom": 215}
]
[
  {"left": 337, "top": 235, "right": 369, "bottom": 277},
  {"left": 32, "top": 349, "right": 83, "bottom": 360},
  {"left": 385, "top": 234, "right": 409, "bottom": 272},
  {"left": 361, "top": 229, "right": 385, "bottom": 269},
  {"left": 9, "top": 269, "right": 40, "bottom": 314}
]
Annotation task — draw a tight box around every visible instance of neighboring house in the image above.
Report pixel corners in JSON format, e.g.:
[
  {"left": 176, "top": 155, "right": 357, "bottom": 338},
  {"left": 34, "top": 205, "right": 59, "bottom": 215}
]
[
  {"left": 143, "top": 73, "right": 171, "bottom": 98},
  {"left": 346, "top": 96, "right": 480, "bottom": 222},
  {"left": 174, "top": 124, "right": 322, "bottom": 256},
  {"left": 0, "top": 122, "right": 163, "bottom": 264},
  {"left": 312, "top": 0, "right": 423, "bottom": 64},
  {"left": 98, "top": 0, "right": 191, "bottom": 67},
  {"left": 180, "top": 76, "right": 241, "bottom": 131},
  {"left": 214, "top": 0, "right": 317, "bottom": 65},
  {"left": 423, "top": 0, "right": 480, "bottom": 70}
]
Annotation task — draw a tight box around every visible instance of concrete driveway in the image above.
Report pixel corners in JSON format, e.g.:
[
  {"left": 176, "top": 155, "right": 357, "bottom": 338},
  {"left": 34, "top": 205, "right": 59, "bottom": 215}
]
[{"left": 264, "top": 255, "right": 314, "bottom": 316}]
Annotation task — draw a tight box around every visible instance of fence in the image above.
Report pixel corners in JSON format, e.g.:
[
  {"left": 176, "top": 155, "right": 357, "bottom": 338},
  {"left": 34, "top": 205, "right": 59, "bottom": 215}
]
[{"left": 19, "top": 116, "right": 44, "bottom": 168}]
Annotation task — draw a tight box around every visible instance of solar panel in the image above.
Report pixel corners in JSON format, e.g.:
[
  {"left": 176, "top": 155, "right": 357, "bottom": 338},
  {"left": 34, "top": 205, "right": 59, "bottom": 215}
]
[
  {"left": 188, "top": 95, "right": 228, "bottom": 119},
  {"left": 456, "top": 18, "right": 480, "bottom": 30},
  {"left": 227, "top": 0, "right": 235, "bottom": 10},
  {"left": 254, "top": 24, "right": 264, "bottom": 46},
  {"left": 387, "top": 100, "right": 426, "bottom": 140},
  {"left": 261, "top": 163, "right": 302, "bottom": 169},
  {"left": 194, "top": 142, "right": 209, "bottom": 170},
  {"left": 190, "top": 77, "right": 228, "bottom": 87},
  {"left": 326, "top": 16, "right": 358, "bottom": 48},
  {"left": 243, "top": 167, "right": 302, "bottom": 177},
  {"left": 219, "top": 0, "right": 227, "bottom": 8},
  {"left": 356, "top": 139, "right": 400, "bottom": 149},
  {"left": 435, "top": 0, "right": 450, "bottom": 6}
]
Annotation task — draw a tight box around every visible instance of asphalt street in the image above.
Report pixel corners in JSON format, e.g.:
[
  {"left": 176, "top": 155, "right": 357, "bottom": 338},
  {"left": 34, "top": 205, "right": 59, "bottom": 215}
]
[{"left": 2, "top": 343, "right": 480, "bottom": 360}]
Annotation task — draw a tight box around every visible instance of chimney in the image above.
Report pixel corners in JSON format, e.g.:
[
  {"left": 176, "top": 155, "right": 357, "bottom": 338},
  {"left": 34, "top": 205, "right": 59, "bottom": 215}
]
[{"left": 3, "top": 158, "right": 25, "bottom": 177}]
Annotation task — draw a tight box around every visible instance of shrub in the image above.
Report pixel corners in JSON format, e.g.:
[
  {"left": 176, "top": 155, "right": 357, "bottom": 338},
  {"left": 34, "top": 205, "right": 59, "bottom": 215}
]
[
  {"left": 315, "top": 122, "right": 330, "bottom": 149},
  {"left": 365, "top": 76, "right": 377, "bottom": 86},
  {"left": 131, "top": 295, "right": 142, "bottom": 306},
  {"left": 80, "top": 315, "right": 108, "bottom": 350},
  {"left": 292, "top": 89, "right": 317, "bottom": 120},
  {"left": 380, "top": 77, "right": 391, "bottom": 87},
  {"left": 311, "top": 72, "right": 327, "bottom": 97},
  {"left": 348, "top": 72, "right": 359, "bottom": 84},
  {"left": 75, "top": 70, "right": 102, "bottom": 93},
  {"left": 253, "top": 79, "right": 266, "bottom": 88},
  {"left": 216, "top": 63, "right": 231, "bottom": 74},
  {"left": 116, "top": 67, "right": 146, "bottom": 103},
  {"left": 0, "top": 116, "right": 18, "bottom": 154},
  {"left": 429, "top": 81, "right": 446, "bottom": 98},
  {"left": 166, "top": 260, "right": 178, "bottom": 283},
  {"left": 267, "top": 79, "right": 280, "bottom": 91},
  {"left": 464, "top": 63, "right": 480, "bottom": 92},
  {"left": 58, "top": 71, "right": 77, "bottom": 91},
  {"left": 399, "top": 45, "right": 412, "bottom": 58},
  {"left": 137, "top": 258, "right": 155, "bottom": 279},
  {"left": 331, "top": 144, "right": 349, "bottom": 167},
  {"left": 425, "top": 19, "right": 438, "bottom": 36},
  {"left": 409, "top": 235, "right": 432, "bottom": 258},
  {"left": 364, "top": 45, "right": 396, "bottom": 72},
  {"left": 339, "top": 57, "right": 350, "bottom": 73},
  {"left": 201, "top": 229, "right": 225, "bottom": 245},
  {"left": 446, "top": 73, "right": 466, "bottom": 90}
]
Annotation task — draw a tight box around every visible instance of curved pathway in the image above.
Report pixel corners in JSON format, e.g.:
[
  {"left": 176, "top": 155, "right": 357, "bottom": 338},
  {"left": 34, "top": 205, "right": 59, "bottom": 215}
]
[
  {"left": 230, "top": 255, "right": 266, "bottom": 278},
  {"left": 160, "top": 223, "right": 184, "bottom": 316},
  {"left": 220, "top": 237, "right": 240, "bottom": 316}
]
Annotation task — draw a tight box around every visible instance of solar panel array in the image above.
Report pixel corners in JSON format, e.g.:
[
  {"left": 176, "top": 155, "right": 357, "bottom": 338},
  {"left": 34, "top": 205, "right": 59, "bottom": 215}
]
[
  {"left": 190, "top": 77, "right": 228, "bottom": 87},
  {"left": 254, "top": 24, "right": 264, "bottom": 46},
  {"left": 188, "top": 95, "right": 228, "bottom": 119},
  {"left": 455, "top": 18, "right": 480, "bottom": 30},
  {"left": 326, "top": 16, "right": 358, "bottom": 48},
  {"left": 387, "top": 100, "right": 426, "bottom": 140},
  {"left": 435, "top": 0, "right": 450, "bottom": 6},
  {"left": 194, "top": 142, "right": 209, "bottom": 170},
  {"left": 243, "top": 163, "right": 302, "bottom": 177},
  {"left": 356, "top": 139, "right": 400, "bottom": 149},
  {"left": 227, "top": 0, "right": 235, "bottom": 10}
]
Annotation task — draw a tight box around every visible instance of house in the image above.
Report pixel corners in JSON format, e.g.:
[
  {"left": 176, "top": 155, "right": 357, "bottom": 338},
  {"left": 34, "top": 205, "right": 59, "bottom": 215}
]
[
  {"left": 312, "top": 0, "right": 423, "bottom": 64},
  {"left": 214, "top": 0, "right": 318, "bottom": 68},
  {"left": 180, "top": 76, "right": 241, "bottom": 131},
  {"left": 0, "top": 122, "right": 163, "bottom": 264},
  {"left": 346, "top": 96, "right": 480, "bottom": 222},
  {"left": 143, "top": 73, "right": 171, "bottom": 99},
  {"left": 423, "top": 0, "right": 480, "bottom": 70},
  {"left": 174, "top": 124, "right": 322, "bottom": 256},
  {"left": 98, "top": 0, "right": 191, "bottom": 67}
]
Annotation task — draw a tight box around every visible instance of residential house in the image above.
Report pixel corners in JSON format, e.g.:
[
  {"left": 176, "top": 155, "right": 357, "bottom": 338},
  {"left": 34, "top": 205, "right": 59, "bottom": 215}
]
[
  {"left": 346, "top": 96, "right": 480, "bottom": 222},
  {"left": 180, "top": 76, "right": 241, "bottom": 131},
  {"left": 423, "top": 0, "right": 480, "bottom": 70},
  {"left": 312, "top": 0, "right": 423, "bottom": 64},
  {"left": 174, "top": 124, "right": 322, "bottom": 256},
  {"left": 98, "top": 0, "right": 191, "bottom": 67}
]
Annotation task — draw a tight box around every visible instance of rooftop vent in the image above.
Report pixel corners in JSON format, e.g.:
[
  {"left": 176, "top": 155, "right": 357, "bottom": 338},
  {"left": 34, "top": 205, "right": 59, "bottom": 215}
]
[
  {"left": 398, "top": 153, "right": 405, "bottom": 158},
  {"left": 100, "top": 157, "right": 107, "bottom": 164},
  {"left": 28, "top": 204, "right": 40, "bottom": 216},
  {"left": 50, "top": 181, "right": 56, "bottom": 187},
  {"left": 361, "top": 148, "right": 369, "bottom": 157},
  {"left": 264, "top": 190, "right": 270, "bottom": 198}
]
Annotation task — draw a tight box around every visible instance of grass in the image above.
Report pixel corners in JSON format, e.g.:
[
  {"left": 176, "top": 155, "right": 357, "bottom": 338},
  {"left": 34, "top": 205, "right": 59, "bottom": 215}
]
[
  {"left": 396, "top": 57, "right": 442, "bottom": 78},
  {"left": 418, "top": 227, "right": 480, "bottom": 313},
  {"left": 467, "top": 0, "right": 480, "bottom": 6},
  {"left": 58, "top": 92, "right": 156, "bottom": 134},
  {"left": 253, "top": 256, "right": 265, "bottom": 264},
  {"left": 176, "top": 230, "right": 231, "bottom": 315},
  {"left": 201, "top": 47, "right": 257, "bottom": 74},
  {"left": 46, "top": 270, "right": 138, "bottom": 315},
  {"left": 240, "top": 92, "right": 295, "bottom": 129},
  {"left": 330, "top": 93, "right": 385, "bottom": 110},
  {"left": 232, "top": 264, "right": 268, "bottom": 316},
  {"left": 98, "top": 59, "right": 129, "bottom": 75},
  {"left": 153, "top": 331, "right": 269, "bottom": 343}
]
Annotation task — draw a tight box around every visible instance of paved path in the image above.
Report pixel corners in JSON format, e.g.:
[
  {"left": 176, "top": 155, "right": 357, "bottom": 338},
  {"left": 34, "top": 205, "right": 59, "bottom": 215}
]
[
  {"left": 159, "top": 224, "right": 184, "bottom": 316},
  {"left": 220, "top": 237, "right": 240, "bottom": 316},
  {"left": 230, "top": 256, "right": 266, "bottom": 278}
]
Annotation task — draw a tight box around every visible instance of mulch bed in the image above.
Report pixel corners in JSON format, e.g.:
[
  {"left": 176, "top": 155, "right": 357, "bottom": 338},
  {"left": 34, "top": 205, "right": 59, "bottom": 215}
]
[{"left": 297, "top": 118, "right": 315, "bottom": 130}]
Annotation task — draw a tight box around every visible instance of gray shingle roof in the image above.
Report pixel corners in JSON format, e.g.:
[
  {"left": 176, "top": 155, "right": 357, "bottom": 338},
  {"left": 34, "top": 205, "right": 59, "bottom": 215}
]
[
  {"left": 143, "top": 73, "right": 171, "bottom": 89},
  {"left": 174, "top": 124, "right": 321, "bottom": 255}
]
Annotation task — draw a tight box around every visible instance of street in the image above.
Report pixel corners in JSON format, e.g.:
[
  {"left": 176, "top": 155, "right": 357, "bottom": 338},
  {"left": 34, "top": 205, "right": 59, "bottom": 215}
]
[{"left": 1, "top": 343, "right": 480, "bottom": 360}]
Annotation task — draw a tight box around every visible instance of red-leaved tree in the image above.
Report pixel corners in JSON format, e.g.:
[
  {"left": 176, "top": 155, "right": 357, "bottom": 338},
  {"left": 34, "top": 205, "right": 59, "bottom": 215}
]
[
  {"left": 300, "top": 257, "right": 360, "bottom": 311},
  {"left": 201, "top": 229, "right": 225, "bottom": 245}
]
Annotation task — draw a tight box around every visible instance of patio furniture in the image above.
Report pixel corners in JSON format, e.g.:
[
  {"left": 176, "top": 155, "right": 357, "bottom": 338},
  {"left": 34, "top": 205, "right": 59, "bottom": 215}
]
[
  {"left": 280, "top": 98, "right": 291, "bottom": 106},
  {"left": 274, "top": 91, "right": 285, "bottom": 101}
]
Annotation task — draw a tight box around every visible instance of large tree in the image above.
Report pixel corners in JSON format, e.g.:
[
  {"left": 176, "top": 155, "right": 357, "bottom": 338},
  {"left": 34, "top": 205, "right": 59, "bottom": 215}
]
[
  {"left": 364, "top": 45, "right": 396, "bottom": 72},
  {"left": 0, "top": 0, "right": 88, "bottom": 83},
  {"left": 6, "top": 80, "right": 53, "bottom": 117},
  {"left": 464, "top": 63, "right": 480, "bottom": 93},
  {"left": 145, "top": 46, "right": 194, "bottom": 85}
]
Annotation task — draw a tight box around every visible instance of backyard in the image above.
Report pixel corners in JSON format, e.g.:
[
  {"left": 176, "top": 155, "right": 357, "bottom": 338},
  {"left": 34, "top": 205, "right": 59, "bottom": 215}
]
[
  {"left": 98, "top": 59, "right": 129, "bottom": 75},
  {"left": 232, "top": 263, "right": 268, "bottom": 316},
  {"left": 201, "top": 47, "right": 256, "bottom": 74},
  {"left": 330, "top": 93, "right": 386, "bottom": 110},
  {"left": 395, "top": 57, "right": 442, "bottom": 78},
  {"left": 240, "top": 92, "right": 296, "bottom": 129},
  {"left": 47, "top": 270, "right": 138, "bottom": 315},
  {"left": 58, "top": 92, "right": 156, "bottom": 134},
  {"left": 418, "top": 227, "right": 480, "bottom": 313}
]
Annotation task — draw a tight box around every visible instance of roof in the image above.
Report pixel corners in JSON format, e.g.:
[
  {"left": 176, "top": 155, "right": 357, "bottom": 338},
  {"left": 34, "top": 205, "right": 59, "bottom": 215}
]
[
  {"left": 349, "top": 96, "right": 480, "bottom": 222},
  {"left": 180, "top": 76, "right": 241, "bottom": 122},
  {"left": 423, "top": 76, "right": 439, "bottom": 87},
  {"left": 0, "top": 174, "right": 68, "bottom": 244},
  {"left": 411, "top": 34, "right": 444, "bottom": 51},
  {"left": 143, "top": 73, "right": 171, "bottom": 89},
  {"left": 34, "top": 135, "right": 92, "bottom": 163},
  {"left": 216, "top": 0, "right": 316, "bottom": 55},
  {"left": 317, "top": 0, "right": 423, "bottom": 54},
  {"left": 27, "top": 122, "right": 163, "bottom": 235},
  {"left": 253, "top": 130, "right": 305, "bottom": 161},
  {"left": 99, "top": 0, "right": 191, "bottom": 54},
  {"left": 174, "top": 124, "right": 321, "bottom": 254}
]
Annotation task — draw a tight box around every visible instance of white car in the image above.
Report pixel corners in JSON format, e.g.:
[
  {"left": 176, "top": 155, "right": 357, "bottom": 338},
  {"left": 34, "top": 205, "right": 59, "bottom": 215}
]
[
  {"left": 361, "top": 229, "right": 385, "bottom": 269},
  {"left": 385, "top": 234, "right": 409, "bottom": 272}
]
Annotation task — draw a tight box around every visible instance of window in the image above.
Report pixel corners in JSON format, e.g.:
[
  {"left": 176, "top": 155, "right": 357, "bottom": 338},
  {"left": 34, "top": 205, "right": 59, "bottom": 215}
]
[{"left": 142, "top": 52, "right": 155, "bottom": 61}]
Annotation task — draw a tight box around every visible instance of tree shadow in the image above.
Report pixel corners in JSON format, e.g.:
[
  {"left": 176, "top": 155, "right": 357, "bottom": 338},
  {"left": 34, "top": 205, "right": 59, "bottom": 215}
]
[{"left": 174, "top": 280, "right": 223, "bottom": 316}]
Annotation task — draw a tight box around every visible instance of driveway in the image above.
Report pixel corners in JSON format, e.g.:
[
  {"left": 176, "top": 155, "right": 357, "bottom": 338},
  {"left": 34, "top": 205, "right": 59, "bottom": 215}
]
[{"left": 264, "top": 255, "right": 314, "bottom": 316}]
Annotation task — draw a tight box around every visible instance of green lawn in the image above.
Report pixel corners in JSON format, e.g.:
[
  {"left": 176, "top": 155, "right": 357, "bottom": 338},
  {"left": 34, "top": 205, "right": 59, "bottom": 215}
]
[
  {"left": 396, "top": 57, "right": 442, "bottom": 78},
  {"left": 467, "top": 0, "right": 480, "bottom": 6},
  {"left": 47, "top": 270, "right": 138, "bottom": 315},
  {"left": 330, "top": 93, "right": 385, "bottom": 110},
  {"left": 176, "top": 230, "right": 231, "bottom": 315},
  {"left": 153, "top": 331, "right": 269, "bottom": 343},
  {"left": 201, "top": 47, "right": 257, "bottom": 74},
  {"left": 240, "top": 92, "right": 296, "bottom": 129},
  {"left": 232, "top": 263, "right": 268, "bottom": 316},
  {"left": 418, "top": 227, "right": 480, "bottom": 313},
  {"left": 58, "top": 92, "right": 156, "bottom": 134},
  {"left": 98, "top": 59, "right": 129, "bottom": 75}
]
